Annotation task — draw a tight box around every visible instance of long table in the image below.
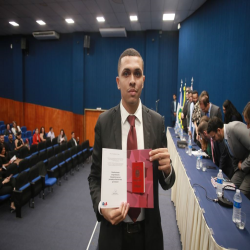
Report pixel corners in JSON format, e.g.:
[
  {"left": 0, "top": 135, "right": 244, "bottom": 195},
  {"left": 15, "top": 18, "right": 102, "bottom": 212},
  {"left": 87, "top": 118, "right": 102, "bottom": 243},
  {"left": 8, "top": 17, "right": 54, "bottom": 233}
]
[{"left": 167, "top": 127, "right": 250, "bottom": 250}]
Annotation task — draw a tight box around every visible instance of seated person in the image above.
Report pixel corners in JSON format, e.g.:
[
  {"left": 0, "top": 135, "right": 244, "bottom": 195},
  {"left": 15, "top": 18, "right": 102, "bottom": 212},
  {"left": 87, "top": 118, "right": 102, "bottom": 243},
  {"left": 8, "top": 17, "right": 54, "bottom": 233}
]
[
  {"left": 223, "top": 100, "right": 243, "bottom": 124},
  {"left": 11, "top": 121, "right": 21, "bottom": 136},
  {"left": 57, "top": 129, "right": 67, "bottom": 144},
  {"left": 0, "top": 162, "right": 16, "bottom": 211},
  {"left": 0, "top": 145, "right": 11, "bottom": 168},
  {"left": 69, "top": 131, "right": 80, "bottom": 147},
  {"left": 0, "top": 134, "right": 9, "bottom": 152},
  {"left": 7, "top": 133, "right": 15, "bottom": 152},
  {"left": 32, "top": 128, "right": 41, "bottom": 145},
  {"left": 40, "top": 127, "right": 47, "bottom": 142},
  {"left": 15, "top": 132, "right": 24, "bottom": 150},
  {"left": 47, "top": 127, "right": 55, "bottom": 141},
  {"left": 4, "top": 123, "right": 12, "bottom": 136}
]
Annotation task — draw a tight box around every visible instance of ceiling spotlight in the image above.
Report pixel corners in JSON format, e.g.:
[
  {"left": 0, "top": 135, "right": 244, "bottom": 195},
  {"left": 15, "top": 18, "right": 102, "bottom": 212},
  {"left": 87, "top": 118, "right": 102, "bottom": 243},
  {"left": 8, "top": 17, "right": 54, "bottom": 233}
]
[
  {"left": 130, "top": 16, "right": 138, "bottom": 21},
  {"left": 97, "top": 17, "right": 105, "bottom": 22},
  {"left": 36, "top": 20, "right": 46, "bottom": 25},
  {"left": 9, "top": 21, "right": 19, "bottom": 26},
  {"left": 65, "top": 18, "right": 74, "bottom": 24},
  {"left": 163, "top": 14, "right": 175, "bottom": 21},
  {"left": 178, "top": 23, "right": 181, "bottom": 29}
]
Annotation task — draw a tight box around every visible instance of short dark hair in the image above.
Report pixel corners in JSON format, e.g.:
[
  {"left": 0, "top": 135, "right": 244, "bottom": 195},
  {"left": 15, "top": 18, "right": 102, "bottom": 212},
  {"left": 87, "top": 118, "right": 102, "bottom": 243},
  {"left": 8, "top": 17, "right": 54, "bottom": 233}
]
[
  {"left": 16, "top": 131, "right": 21, "bottom": 136},
  {"left": 71, "top": 131, "right": 75, "bottom": 135},
  {"left": 50, "top": 127, "right": 53, "bottom": 131},
  {"left": 198, "top": 121, "right": 208, "bottom": 134},
  {"left": 192, "top": 90, "right": 198, "bottom": 96},
  {"left": 188, "top": 90, "right": 193, "bottom": 95},
  {"left": 199, "top": 91, "right": 210, "bottom": 106},
  {"left": 207, "top": 117, "right": 223, "bottom": 134},
  {"left": 118, "top": 48, "right": 144, "bottom": 74},
  {"left": 243, "top": 102, "right": 250, "bottom": 120}
]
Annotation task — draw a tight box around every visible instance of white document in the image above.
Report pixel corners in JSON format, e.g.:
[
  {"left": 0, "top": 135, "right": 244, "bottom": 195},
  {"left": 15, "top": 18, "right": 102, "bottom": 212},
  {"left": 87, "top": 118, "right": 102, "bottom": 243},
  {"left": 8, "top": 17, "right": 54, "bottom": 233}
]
[{"left": 101, "top": 148, "right": 127, "bottom": 208}]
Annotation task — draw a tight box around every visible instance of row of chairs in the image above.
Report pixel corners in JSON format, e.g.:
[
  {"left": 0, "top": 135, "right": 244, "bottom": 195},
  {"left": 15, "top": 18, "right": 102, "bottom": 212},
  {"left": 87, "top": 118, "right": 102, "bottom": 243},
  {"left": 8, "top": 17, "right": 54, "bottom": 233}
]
[
  {"left": 0, "top": 124, "right": 27, "bottom": 133},
  {"left": 0, "top": 140, "right": 93, "bottom": 218}
]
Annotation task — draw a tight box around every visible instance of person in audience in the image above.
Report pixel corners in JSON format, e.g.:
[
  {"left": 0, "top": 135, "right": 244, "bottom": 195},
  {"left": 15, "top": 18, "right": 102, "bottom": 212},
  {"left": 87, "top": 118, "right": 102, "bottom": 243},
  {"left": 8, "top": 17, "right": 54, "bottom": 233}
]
[
  {"left": 40, "top": 127, "right": 47, "bottom": 142},
  {"left": 7, "top": 133, "right": 15, "bottom": 152},
  {"left": 32, "top": 128, "right": 41, "bottom": 145},
  {"left": 0, "top": 162, "right": 16, "bottom": 212},
  {"left": 0, "top": 134, "right": 9, "bottom": 152},
  {"left": 15, "top": 132, "right": 24, "bottom": 150},
  {"left": 58, "top": 129, "right": 67, "bottom": 144},
  {"left": 171, "top": 94, "right": 177, "bottom": 127},
  {"left": 207, "top": 117, "right": 250, "bottom": 199},
  {"left": 11, "top": 121, "right": 21, "bottom": 136},
  {"left": 198, "top": 117, "right": 234, "bottom": 178},
  {"left": 199, "top": 91, "right": 222, "bottom": 119},
  {"left": 4, "top": 123, "right": 12, "bottom": 136},
  {"left": 47, "top": 127, "right": 55, "bottom": 141},
  {"left": 243, "top": 101, "right": 250, "bottom": 129},
  {"left": 69, "top": 132, "right": 79, "bottom": 147},
  {"left": 223, "top": 100, "right": 243, "bottom": 124},
  {"left": 0, "top": 145, "right": 11, "bottom": 168}
]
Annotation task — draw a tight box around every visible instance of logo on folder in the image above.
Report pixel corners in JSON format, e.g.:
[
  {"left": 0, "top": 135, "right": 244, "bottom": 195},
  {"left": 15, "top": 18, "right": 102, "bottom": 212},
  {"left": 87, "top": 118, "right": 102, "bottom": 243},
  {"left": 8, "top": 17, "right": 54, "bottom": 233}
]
[{"left": 102, "top": 202, "right": 108, "bottom": 206}]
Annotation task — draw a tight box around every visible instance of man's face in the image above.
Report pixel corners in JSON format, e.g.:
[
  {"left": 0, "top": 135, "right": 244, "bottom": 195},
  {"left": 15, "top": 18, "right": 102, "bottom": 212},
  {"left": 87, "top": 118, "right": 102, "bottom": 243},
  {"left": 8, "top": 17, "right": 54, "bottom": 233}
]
[
  {"left": 173, "top": 95, "right": 176, "bottom": 101},
  {"left": 72, "top": 133, "right": 75, "bottom": 139},
  {"left": 209, "top": 128, "right": 223, "bottom": 142},
  {"left": 223, "top": 106, "right": 226, "bottom": 114},
  {"left": 244, "top": 115, "right": 250, "bottom": 129},
  {"left": 0, "top": 136, "right": 4, "bottom": 143},
  {"left": 9, "top": 134, "right": 13, "bottom": 142},
  {"left": 186, "top": 88, "right": 190, "bottom": 99},
  {"left": 192, "top": 94, "right": 198, "bottom": 104},
  {"left": 199, "top": 101, "right": 209, "bottom": 113},
  {"left": 188, "top": 93, "right": 193, "bottom": 102},
  {"left": 116, "top": 56, "right": 145, "bottom": 111}
]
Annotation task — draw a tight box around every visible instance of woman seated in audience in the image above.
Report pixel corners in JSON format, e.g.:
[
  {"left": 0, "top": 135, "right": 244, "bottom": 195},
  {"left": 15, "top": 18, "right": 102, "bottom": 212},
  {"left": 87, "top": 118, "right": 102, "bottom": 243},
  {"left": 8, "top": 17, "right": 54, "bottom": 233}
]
[
  {"left": 0, "top": 145, "right": 11, "bottom": 168},
  {"left": 47, "top": 127, "right": 55, "bottom": 141},
  {"left": 32, "top": 128, "right": 41, "bottom": 145},
  {"left": 40, "top": 127, "right": 47, "bottom": 142},
  {"left": 223, "top": 100, "right": 243, "bottom": 124},
  {"left": 57, "top": 129, "right": 67, "bottom": 144},
  {"left": 15, "top": 132, "right": 24, "bottom": 150},
  {"left": 0, "top": 162, "right": 16, "bottom": 212},
  {"left": 11, "top": 121, "right": 21, "bottom": 136},
  {"left": 4, "top": 124, "right": 12, "bottom": 136}
]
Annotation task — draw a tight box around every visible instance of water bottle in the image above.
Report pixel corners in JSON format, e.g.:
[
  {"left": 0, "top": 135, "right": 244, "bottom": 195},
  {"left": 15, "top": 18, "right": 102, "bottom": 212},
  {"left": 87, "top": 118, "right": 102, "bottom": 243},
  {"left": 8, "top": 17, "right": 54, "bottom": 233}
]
[
  {"left": 196, "top": 153, "right": 201, "bottom": 170},
  {"left": 216, "top": 169, "right": 223, "bottom": 197},
  {"left": 232, "top": 189, "right": 242, "bottom": 223},
  {"left": 188, "top": 135, "right": 192, "bottom": 156},
  {"left": 200, "top": 155, "right": 203, "bottom": 169},
  {"left": 174, "top": 123, "right": 177, "bottom": 134},
  {"left": 180, "top": 128, "right": 183, "bottom": 140}
]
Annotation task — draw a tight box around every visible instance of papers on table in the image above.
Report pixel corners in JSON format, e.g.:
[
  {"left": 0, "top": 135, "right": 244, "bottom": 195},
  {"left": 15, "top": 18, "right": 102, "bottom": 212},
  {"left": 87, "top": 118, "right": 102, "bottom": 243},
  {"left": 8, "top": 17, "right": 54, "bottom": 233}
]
[
  {"left": 192, "top": 151, "right": 208, "bottom": 157},
  {"left": 211, "top": 177, "right": 236, "bottom": 191}
]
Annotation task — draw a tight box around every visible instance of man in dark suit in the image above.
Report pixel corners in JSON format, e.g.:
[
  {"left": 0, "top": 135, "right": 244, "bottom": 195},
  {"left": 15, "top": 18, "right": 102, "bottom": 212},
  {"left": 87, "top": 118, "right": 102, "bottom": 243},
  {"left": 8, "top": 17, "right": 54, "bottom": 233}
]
[
  {"left": 207, "top": 117, "right": 250, "bottom": 199},
  {"left": 68, "top": 132, "right": 79, "bottom": 147},
  {"left": 181, "top": 87, "right": 190, "bottom": 133},
  {"left": 199, "top": 92, "right": 222, "bottom": 119},
  {"left": 171, "top": 94, "right": 177, "bottom": 127},
  {"left": 88, "top": 48, "right": 175, "bottom": 250}
]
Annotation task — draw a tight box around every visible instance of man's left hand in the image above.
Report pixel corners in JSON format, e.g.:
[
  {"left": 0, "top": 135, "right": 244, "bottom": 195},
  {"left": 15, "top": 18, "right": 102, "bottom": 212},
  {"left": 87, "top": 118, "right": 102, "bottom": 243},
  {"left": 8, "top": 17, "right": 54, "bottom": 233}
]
[
  {"left": 149, "top": 148, "right": 171, "bottom": 176},
  {"left": 238, "top": 161, "right": 242, "bottom": 170}
]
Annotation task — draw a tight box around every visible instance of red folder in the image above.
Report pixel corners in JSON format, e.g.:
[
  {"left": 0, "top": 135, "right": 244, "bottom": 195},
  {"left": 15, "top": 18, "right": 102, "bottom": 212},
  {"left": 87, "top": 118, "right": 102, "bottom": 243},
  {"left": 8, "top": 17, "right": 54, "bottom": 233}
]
[{"left": 132, "top": 162, "right": 145, "bottom": 193}]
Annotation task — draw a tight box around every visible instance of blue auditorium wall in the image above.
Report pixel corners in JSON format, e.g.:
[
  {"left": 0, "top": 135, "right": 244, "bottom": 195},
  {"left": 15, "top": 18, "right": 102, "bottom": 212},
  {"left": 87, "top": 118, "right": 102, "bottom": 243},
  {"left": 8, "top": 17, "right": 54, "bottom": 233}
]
[
  {"left": 0, "top": 31, "right": 179, "bottom": 126},
  {"left": 178, "top": 0, "right": 250, "bottom": 115}
]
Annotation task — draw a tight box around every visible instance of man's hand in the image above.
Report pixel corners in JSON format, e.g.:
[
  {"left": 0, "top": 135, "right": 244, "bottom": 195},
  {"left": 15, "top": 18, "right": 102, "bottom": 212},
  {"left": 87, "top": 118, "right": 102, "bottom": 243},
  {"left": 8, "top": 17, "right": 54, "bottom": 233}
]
[
  {"left": 181, "top": 113, "right": 184, "bottom": 119},
  {"left": 100, "top": 202, "right": 129, "bottom": 225},
  {"left": 238, "top": 161, "right": 242, "bottom": 170},
  {"left": 149, "top": 148, "right": 171, "bottom": 176},
  {"left": 174, "top": 112, "right": 176, "bottom": 117}
]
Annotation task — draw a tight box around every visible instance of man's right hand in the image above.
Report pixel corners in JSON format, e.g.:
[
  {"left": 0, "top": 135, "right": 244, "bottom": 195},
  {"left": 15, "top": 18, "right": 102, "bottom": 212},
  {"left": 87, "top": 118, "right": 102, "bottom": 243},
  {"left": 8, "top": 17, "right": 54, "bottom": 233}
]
[{"left": 100, "top": 202, "right": 129, "bottom": 225}]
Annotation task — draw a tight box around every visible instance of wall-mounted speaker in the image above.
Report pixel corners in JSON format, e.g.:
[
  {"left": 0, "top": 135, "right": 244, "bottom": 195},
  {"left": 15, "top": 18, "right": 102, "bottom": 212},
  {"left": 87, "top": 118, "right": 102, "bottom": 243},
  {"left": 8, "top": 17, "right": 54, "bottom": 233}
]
[{"left": 84, "top": 35, "right": 90, "bottom": 49}]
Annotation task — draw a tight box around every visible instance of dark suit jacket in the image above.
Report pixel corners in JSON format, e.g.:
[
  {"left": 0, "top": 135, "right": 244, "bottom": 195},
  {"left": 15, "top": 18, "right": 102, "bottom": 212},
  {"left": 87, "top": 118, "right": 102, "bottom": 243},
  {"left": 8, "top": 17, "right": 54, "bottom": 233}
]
[
  {"left": 210, "top": 104, "right": 222, "bottom": 119},
  {"left": 88, "top": 104, "right": 176, "bottom": 250},
  {"left": 68, "top": 138, "right": 79, "bottom": 147},
  {"left": 171, "top": 100, "right": 176, "bottom": 121},
  {"left": 182, "top": 100, "right": 189, "bottom": 128}
]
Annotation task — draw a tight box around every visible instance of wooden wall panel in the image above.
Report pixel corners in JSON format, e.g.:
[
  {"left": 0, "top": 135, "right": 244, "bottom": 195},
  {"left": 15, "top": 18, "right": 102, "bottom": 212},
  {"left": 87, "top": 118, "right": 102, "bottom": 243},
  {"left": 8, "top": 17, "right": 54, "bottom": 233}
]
[{"left": 0, "top": 98, "right": 84, "bottom": 143}]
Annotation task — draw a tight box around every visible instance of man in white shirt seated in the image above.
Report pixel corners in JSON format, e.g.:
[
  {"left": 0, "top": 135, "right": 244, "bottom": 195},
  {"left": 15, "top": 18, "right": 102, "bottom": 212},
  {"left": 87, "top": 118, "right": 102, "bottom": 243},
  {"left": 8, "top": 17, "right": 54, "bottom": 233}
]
[{"left": 47, "top": 127, "right": 55, "bottom": 141}]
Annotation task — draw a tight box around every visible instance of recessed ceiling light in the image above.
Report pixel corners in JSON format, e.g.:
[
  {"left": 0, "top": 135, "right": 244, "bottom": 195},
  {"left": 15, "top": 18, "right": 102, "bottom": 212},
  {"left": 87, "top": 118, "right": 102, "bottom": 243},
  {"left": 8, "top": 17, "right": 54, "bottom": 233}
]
[
  {"left": 9, "top": 21, "right": 19, "bottom": 26},
  {"left": 96, "top": 17, "right": 105, "bottom": 22},
  {"left": 130, "top": 15, "right": 138, "bottom": 21},
  {"left": 163, "top": 13, "right": 175, "bottom": 21},
  {"left": 65, "top": 18, "right": 74, "bottom": 24},
  {"left": 36, "top": 20, "right": 46, "bottom": 25}
]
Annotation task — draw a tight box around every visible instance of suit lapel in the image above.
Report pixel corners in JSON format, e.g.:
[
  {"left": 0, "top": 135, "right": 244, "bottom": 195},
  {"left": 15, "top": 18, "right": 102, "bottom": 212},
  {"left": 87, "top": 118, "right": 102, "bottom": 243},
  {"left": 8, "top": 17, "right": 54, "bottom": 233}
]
[
  {"left": 142, "top": 105, "right": 151, "bottom": 149},
  {"left": 112, "top": 104, "right": 122, "bottom": 150}
]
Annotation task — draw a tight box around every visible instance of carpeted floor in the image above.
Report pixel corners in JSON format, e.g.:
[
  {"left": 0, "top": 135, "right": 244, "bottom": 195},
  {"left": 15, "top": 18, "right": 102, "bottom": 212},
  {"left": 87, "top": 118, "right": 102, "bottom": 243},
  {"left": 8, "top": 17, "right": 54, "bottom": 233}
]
[{"left": 0, "top": 162, "right": 182, "bottom": 250}]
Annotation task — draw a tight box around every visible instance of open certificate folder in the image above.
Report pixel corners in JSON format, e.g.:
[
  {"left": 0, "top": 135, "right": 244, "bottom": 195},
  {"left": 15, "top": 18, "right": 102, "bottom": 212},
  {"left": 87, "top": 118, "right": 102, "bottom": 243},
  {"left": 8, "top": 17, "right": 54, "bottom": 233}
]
[{"left": 101, "top": 148, "right": 154, "bottom": 209}]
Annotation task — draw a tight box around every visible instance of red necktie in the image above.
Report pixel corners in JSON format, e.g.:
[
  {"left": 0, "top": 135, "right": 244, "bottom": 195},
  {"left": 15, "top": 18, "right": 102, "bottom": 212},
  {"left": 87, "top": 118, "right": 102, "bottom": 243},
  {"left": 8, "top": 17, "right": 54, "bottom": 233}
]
[{"left": 127, "top": 115, "right": 141, "bottom": 222}]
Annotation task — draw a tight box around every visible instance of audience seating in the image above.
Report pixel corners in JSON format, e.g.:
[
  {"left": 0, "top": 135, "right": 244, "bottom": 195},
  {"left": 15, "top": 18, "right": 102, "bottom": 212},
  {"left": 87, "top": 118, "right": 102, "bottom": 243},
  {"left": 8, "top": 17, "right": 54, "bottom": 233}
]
[
  {"left": 13, "top": 171, "right": 32, "bottom": 218},
  {"left": 52, "top": 137, "right": 58, "bottom": 146},
  {"left": 30, "top": 152, "right": 39, "bottom": 168},
  {"left": 56, "top": 152, "right": 67, "bottom": 185},
  {"left": 0, "top": 194, "right": 11, "bottom": 203},
  {"left": 29, "top": 164, "right": 43, "bottom": 208},
  {"left": 47, "top": 146, "right": 54, "bottom": 159},
  {"left": 18, "top": 158, "right": 30, "bottom": 173},
  {"left": 5, "top": 163, "right": 19, "bottom": 178},
  {"left": 26, "top": 131, "right": 32, "bottom": 138},
  {"left": 47, "top": 156, "right": 59, "bottom": 179},
  {"left": 38, "top": 141, "right": 46, "bottom": 151},
  {"left": 0, "top": 121, "right": 4, "bottom": 126},
  {"left": 53, "top": 144, "right": 60, "bottom": 155},
  {"left": 19, "top": 146, "right": 29, "bottom": 159},
  {"left": 46, "top": 139, "right": 52, "bottom": 148},
  {"left": 0, "top": 124, "right": 6, "bottom": 131},
  {"left": 38, "top": 149, "right": 47, "bottom": 163},
  {"left": 21, "top": 126, "right": 27, "bottom": 133},
  {"left": 30, "top": 144, "right": 38, "bottom": 155},
  {"left": 60, "top": 142, "right": 67, "bottom": 153}
]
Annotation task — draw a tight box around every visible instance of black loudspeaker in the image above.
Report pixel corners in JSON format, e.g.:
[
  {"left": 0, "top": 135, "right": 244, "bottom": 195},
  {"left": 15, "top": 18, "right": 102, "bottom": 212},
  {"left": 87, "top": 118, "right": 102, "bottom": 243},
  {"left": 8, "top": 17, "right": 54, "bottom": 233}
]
[
  {"left": 84, "top": 35, "right": 90, "bottom": 49},
  {"left": 21, "top": 38, "right": 26, "bottom": 50}
]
